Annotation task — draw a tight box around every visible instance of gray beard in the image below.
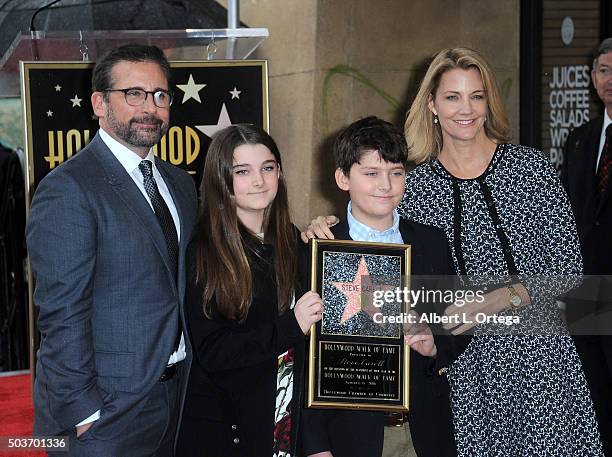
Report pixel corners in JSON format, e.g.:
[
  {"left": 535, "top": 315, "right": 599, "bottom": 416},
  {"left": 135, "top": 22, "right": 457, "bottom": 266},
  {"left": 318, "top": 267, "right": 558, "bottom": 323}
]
[{"left": 106, "top": 107, "right": 168, "bottom": 148}]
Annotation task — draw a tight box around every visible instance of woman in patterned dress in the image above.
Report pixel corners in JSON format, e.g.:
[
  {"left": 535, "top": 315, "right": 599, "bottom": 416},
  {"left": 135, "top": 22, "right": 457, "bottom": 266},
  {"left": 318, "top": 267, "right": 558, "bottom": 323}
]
[
  {"left": 177, "top": 124, "right": 322, "bottom": 457},
  {"left": 304, "top": 47, "right": 603, "bottom": 456},
  {"left": 400, "top": 47, "right": 603, "bottom": 457}
]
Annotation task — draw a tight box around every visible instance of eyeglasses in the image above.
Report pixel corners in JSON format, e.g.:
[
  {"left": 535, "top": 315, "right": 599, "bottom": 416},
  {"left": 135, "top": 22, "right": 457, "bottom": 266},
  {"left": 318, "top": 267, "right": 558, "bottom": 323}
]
[{"left": 102, "top": 88, "right": 173, "bottom": 108}]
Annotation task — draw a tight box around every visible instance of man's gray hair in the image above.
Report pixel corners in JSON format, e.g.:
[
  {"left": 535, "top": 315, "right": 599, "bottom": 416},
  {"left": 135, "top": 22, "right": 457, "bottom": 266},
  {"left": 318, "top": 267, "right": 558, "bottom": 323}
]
[{"left": 593, "top": 38, "right": 612, "bottom": 69}]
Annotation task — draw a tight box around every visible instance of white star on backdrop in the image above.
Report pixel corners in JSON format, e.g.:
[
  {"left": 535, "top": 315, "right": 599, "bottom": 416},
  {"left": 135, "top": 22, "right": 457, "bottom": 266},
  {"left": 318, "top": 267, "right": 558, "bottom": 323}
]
[
  {"left": 196, "top": 103, "right": 233, "bottom": 138},
  {"left": 229, "top": 87, "right": 241, "bottom": 99},
  {"left": 70, "top": 95, "right": 82, "bottom": 107},
  {"left": 54, "top": 84, "right": 62, "bottom": 92},
  {"left": 46, "top": 110, "right": 53, "bottom": 117},
  {"left": 176, "top": 74, "right": 206, "bottom": 104}
]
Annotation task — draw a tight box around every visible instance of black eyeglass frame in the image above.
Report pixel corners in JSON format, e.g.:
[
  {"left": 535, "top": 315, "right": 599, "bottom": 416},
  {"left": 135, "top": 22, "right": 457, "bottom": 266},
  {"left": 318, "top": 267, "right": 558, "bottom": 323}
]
[{"left": 102, "top": 87, "right": 174, "bottom": 108}]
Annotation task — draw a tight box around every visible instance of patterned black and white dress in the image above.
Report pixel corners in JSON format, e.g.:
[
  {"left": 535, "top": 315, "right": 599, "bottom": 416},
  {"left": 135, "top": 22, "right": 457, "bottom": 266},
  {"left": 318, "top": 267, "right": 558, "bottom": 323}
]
[{"left": 398, "top": 143, "right": 603, "bottom": 456}]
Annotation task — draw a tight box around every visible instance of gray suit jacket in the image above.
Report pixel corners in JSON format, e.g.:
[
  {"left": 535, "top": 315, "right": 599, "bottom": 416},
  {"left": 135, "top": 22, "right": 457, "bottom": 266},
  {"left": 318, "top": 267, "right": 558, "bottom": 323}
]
[{"left": 26, "top": 132, "right": 197, "bottom": 441}]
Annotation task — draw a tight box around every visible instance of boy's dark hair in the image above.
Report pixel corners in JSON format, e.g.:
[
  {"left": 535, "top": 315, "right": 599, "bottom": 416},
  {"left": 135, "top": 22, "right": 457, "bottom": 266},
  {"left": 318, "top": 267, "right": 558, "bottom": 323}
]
[
  {"left": 334, "top": 116, "right": 408, "bottom": 175},
  {"left": 92, "top": 44, "right": 171, "bottom": 96}
]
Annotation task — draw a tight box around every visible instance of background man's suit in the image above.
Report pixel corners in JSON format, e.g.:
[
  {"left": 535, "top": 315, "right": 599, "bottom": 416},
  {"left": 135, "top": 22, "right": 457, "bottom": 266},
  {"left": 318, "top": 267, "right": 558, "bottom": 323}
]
[
  {"left": 562, "top": 116, "right": 612, "bottom": 276},
  {"left": 26, "top": 132, "right": 197, "bottom": 455},
  {"left": 562, "top": 115, "right": 612, "bottom": 455}
]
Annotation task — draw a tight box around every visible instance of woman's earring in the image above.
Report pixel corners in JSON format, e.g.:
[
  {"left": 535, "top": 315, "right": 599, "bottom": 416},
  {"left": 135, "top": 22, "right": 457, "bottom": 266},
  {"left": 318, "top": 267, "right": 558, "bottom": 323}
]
[{"left": 433, "top": 115, "right": 439, "bottom": 124}]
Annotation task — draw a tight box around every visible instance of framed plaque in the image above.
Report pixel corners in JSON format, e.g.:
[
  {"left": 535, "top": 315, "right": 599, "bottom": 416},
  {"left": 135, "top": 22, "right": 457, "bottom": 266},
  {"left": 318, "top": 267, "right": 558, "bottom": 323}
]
[{"left": 307, "top": 239, "right": 411, "bottom": 411}]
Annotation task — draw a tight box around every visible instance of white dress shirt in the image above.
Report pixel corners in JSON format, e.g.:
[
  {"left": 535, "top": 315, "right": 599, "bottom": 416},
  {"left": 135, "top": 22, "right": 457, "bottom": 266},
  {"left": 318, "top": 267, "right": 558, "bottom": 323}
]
[
  {"left": 346, "top": 201, "right": 403, "bottom": 244},
  {"left": 77, "top": 128, "right": 185, "bottom": 427}
]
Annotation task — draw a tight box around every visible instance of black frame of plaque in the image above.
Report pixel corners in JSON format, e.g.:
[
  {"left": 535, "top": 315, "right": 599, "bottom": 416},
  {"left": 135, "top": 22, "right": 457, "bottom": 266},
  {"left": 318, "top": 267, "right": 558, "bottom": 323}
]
[{"left": 307, "top": 239, "right": 411, "bottom": 412}]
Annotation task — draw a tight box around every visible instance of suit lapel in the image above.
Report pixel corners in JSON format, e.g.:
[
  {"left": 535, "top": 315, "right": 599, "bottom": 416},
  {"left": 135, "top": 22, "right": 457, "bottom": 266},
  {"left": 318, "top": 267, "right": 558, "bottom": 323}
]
[
  {"left": 91, "top": 133, "right": 176, "bottom": 285},
  {"left": 155, "top": 157, "right": 191, "bottom": 298},
  {"left": 330, "top": 218, "right": 351, "bottom": 240},
  {"left": 155, "top": 158, "right": 186, "bottom": 245},
  {"left": 587, "top": 116, "right": 612, "bottom": 218},
  {"left": 398, "top": 220, "right": 412, "bottom": 245},
  {"left": 399, "top": 220, "right": 428, "bottom": 275},
  {"left": 584, "top": 117, "right": 603, "bottom": 209}
]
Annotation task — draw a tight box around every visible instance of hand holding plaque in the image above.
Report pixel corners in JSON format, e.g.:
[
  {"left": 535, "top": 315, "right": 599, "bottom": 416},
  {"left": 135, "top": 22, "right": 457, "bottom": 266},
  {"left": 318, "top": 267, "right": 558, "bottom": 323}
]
[{"left": 294, "top": 291, "right": 324, "bottom": 334}]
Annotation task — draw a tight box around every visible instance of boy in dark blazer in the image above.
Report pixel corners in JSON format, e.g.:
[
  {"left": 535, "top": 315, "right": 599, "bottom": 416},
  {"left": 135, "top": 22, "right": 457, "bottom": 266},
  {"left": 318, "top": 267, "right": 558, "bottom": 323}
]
[{"left": 301, "top": 116, "right": 457, "bottom": 457}]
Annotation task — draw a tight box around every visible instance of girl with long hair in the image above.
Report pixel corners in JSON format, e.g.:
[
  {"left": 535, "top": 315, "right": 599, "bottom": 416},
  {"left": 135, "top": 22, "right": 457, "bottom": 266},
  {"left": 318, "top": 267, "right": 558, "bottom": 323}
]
[{"left": 177, "top": 124, "right": 323, "bottom": 457}]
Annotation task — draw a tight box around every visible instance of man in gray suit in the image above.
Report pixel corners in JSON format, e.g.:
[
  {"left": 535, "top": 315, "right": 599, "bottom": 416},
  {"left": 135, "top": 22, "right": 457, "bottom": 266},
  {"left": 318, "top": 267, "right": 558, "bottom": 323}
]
[{"left": 26, "top": 44, "right": 197, "bottom": 456}]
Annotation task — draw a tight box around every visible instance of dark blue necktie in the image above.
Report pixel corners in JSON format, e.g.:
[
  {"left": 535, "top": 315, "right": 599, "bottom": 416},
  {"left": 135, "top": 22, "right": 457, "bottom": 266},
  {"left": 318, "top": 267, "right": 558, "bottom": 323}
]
[
  {"left": 139, "top": 160, "right": 182, "bottom": 353},
  {"left": 139, "top": 159, "right": 179, "bottom": 280},
  {"left": 596, "top": 124, "right": 612, "bottom": 209}
]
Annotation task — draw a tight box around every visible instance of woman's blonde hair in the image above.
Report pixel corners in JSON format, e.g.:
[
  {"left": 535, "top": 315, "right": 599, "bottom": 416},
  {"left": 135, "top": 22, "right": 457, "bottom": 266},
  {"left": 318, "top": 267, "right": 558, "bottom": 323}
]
[{"left": 404, "top": 47, "right": 511, "bottom": 163}]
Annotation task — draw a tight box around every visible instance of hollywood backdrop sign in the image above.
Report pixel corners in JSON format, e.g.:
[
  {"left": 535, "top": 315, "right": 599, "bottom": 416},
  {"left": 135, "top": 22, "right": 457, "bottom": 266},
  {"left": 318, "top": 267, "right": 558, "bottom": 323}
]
[{"left": 20, "top": 60, "right": 269, "bottom": 195}]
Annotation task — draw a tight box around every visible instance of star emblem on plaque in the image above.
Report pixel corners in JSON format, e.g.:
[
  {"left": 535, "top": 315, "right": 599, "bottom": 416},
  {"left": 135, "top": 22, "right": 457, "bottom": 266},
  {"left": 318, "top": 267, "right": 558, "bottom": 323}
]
[
  {"left": 323, "top": 251, "right": 401, "bottom": 338},
  {"left": 331, "top": 256, "right": 394, "bottom": 325}
]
